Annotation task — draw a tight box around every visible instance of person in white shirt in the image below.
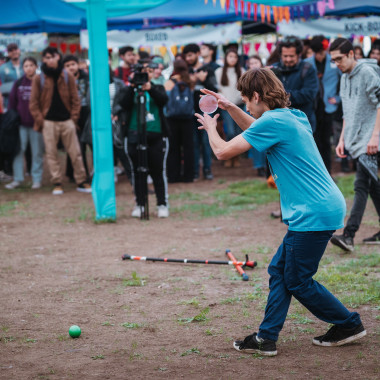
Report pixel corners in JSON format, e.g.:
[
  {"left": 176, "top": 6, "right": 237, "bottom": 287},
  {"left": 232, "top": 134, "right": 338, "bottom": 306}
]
[{"left": 215, "top": 49, "right": 245, "bottom": 167}]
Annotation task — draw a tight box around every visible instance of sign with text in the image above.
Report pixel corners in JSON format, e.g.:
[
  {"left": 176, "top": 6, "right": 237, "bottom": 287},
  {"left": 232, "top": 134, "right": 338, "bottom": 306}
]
[
  {"left": 0, "top": 33, "right": 48, "bottom": 52},
  {"left": 277, "top": 16, "right": 380, "bottom": 38},
  {"left": 80, "top": 22, "right": 242, "bottom": 49}
]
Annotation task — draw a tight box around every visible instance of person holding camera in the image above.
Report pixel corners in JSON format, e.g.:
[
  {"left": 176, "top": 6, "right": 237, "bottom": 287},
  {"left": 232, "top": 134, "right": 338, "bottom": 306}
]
[{"left": 116, "top": 61, "right": 170, "bottom": 218}]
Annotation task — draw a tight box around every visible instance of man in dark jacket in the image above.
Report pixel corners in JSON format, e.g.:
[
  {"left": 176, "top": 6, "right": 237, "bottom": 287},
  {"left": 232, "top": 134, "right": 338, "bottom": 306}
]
[
  {"left": 272, "top": 36, "right": 319, "bottom": 132},
  {"left": 116, "top": 62, "right": 170, "bottom": 218}
]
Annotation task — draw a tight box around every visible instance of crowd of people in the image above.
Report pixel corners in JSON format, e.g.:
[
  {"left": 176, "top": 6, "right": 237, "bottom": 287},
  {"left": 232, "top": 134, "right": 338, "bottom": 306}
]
[{"left": 0, "top": 36, "right": 379, "bottom": 228}]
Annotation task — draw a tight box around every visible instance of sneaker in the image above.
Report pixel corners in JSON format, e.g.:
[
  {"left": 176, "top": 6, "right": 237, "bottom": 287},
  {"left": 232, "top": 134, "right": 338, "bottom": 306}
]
[
  {"left": 157, "top": 205, "right": 169, "bottom": 218},
  {"left": 204, "top": 170, "right": 213, "bottom": 180},
  {"left": 5, "top": 181, "right": 21, "bottom": 189},
  {"left": 233, "top": 333, "right": 277, "bottom": 356},
  {"left": 0, "top": 171, "right": 13, "bottom": 182},
  {"left": 363, "top": 231, "right": 380, "bottom": 245},
  {"left": 77, "top": 182, "right": 92, "bottom": 193},
  {"left": 31, "top": 182, "right": 41, "bottom": 190},
  {"left": 313, "top": 323, "right": 366, "bottom": 347},
  {"left": 330, "top": 234, "right": 354, "bottom": 252},
  {"left": 131, "top": 205, "right": 144, "bottom": 218},
  {"left": 52, "top": 184, "right": 64, "bottom": 195}
]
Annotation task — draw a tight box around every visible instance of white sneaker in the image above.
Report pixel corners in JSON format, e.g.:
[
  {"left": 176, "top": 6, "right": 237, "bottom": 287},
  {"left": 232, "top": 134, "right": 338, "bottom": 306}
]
[
  {"left": 31, "top": 182, "right": 41, "bottom": 190},
  {"left": 5, "top": 181, "right": 21, "bottom": 189},
  {"left": 131, "top": 205, "right": 144, "bottom": 218},
  {"left": 157, "top": 205, "right": 169, "bottom": 218}
]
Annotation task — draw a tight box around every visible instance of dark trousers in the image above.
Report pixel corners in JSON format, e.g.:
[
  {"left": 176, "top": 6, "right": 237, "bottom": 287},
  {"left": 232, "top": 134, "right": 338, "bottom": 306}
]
[
  {"left": 0, "top": 152, "right": 13, "bottom": 175},
  {"left": 167, "top": 117, "right": 194, "bottom": 182},
  {"left": 314, "top": 108, "right": 333, "bottom": 173},
  {"left": 66, "top": 107, "right": 91, "bottom": 180},
  {"left": 258, "top": 230, "right": 361, "bottom": 342},
  {"left": 126, "top": 135, "right": 169, "bottom": 207},
  {"left": 344, "top": 157, "right": 380, "bottom": 237}
]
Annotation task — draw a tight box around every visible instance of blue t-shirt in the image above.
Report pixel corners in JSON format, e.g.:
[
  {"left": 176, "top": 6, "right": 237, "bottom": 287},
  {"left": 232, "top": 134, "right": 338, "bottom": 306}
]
[{"left": 242, "top": 108, "right": 346, "bottom": 232}]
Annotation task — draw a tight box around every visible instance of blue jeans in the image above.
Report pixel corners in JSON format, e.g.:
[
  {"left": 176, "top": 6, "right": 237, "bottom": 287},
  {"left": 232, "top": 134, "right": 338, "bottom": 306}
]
[
  {"left": 258, "top": 230, "right": 362, "bottom": 341},
  {"left": 13, "top": 126, "right": 44, "bottom": 183},
  {"left": 248, "top": 147, "right": 266, "bottom": 169},
  {"left": 193, "top": 119, "right": 211, "bottom": 177},
  {"left": 221, "top": 108, "right": 243, "bottom": 141}
]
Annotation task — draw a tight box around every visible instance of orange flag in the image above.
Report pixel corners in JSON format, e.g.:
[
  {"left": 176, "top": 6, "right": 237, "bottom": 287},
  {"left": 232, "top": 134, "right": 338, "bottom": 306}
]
[
  {"left": 273, "top": 6, "right": 278, "bottom": 23},
  {"left": 266, "top": 6, "right": 271, "bottom": 23},
  {"left": 260, "top": 4, "right": 265, "bottom": 23}
]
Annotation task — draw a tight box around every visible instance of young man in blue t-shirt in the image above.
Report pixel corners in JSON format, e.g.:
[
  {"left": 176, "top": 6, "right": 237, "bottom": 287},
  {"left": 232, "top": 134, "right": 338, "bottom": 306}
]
[{"left": 196, "top": 68, "right": 366, "bottom": 356}]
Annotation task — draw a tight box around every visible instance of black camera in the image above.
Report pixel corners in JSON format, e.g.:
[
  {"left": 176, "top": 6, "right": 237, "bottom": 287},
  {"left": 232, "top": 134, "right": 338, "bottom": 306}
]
[{"left": 130, "top": 60, "right": 158, "bottom": 86}]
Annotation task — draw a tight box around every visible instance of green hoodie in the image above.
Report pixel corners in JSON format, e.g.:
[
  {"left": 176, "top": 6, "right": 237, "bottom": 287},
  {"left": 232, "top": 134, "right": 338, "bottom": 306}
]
[{"left": 340, "top": 59, "right": 380, "bottom": 158}]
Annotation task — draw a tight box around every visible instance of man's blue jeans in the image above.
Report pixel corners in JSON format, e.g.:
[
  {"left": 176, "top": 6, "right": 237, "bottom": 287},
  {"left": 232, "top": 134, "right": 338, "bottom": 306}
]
[
  {"left": 258, "top": 230, "right": 362, "bottom": 342},
  {"left": 193, "top": 120, "right": 212, "bottom": 177}
]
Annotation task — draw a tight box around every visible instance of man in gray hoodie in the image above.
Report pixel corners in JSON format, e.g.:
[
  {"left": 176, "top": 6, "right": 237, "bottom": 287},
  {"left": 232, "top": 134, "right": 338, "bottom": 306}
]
[{"left": 329, "top": 38, "right": 380, "bottom": 251}]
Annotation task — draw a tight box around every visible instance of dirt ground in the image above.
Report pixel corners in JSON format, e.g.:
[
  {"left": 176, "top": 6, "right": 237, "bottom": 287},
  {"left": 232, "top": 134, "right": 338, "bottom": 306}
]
[{"left": 0, "top": 157, "right": 379, "bottom": 380}]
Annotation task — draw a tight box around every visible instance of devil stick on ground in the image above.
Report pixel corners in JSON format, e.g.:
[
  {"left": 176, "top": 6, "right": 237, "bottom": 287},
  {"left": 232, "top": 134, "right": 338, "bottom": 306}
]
[
  {"left": 122, "top": 254, "right": 257, "bottom": 269},
  {"left": 226, "top": 249, "right": 249, "bottom": 281}
]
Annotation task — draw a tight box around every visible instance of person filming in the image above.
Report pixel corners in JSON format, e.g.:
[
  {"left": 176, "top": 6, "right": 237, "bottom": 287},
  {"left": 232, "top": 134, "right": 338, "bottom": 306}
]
[{"left": 116, "top": 61, "right": 170, "bottom": 218}]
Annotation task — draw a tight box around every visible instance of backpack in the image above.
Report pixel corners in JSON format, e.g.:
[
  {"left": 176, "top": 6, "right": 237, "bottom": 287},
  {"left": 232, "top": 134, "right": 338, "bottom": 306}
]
[
  {"left": 0, "top": 108, "right": 21, "bottom": 155},
  {"left": 166, "top": 79, "right": 194, "bottom": 119}
]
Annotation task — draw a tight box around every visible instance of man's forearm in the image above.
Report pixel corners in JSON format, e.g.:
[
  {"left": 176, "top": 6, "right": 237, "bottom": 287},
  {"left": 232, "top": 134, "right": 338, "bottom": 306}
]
[
  {"left": 226, "top": 103, "right": 255, "bottom": 131},
  {"left": 206, "top": 125, "right": 229, "bottom": 159},
  {"left": 372, "top": 108, "right": 380, "bottom": 139}
]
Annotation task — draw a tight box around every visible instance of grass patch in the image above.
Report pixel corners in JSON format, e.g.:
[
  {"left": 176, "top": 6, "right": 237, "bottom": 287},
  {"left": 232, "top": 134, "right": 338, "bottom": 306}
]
[
  {"left": 121, "top": 322, "right": 143, "bottom": 329},
  {"left": 178, "top": 307, "right": 210, "bottom": 324},
  {"left": 0, "top": 201, "right": 18, "bottom": 217},
  {"left": 180, "top": 348, "right": 200, "bottom": 356},
  {"left": 172, "top": 180, "right": 278, "bottom": 218},
  {"left": 315, "top": 252, "right": 380, "bottom": 308},
  {"left": 122, "top": 272, "right": 146, "bottom": 287},
  {"left": 178, "top": 297, "right": 200, "bottom": 307},
  {"left": 335, "top": 174, "right": 355, "bottom": 199}
]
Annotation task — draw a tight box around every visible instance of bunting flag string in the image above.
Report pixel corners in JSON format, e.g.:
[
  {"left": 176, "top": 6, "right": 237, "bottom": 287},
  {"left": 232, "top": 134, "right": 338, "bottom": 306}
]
[{"left": 214, "top": 0, "right": 334, "bottom": 22}]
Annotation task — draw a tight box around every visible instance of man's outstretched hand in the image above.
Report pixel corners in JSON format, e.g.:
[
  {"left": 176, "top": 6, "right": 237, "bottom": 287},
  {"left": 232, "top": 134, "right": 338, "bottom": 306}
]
[{"left": 195, "top": 112, "right": 220, "bottom": 132}]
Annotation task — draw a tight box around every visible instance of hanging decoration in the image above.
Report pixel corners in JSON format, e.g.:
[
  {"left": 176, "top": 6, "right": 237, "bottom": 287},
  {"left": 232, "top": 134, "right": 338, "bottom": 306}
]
[
  {"left": 170, "top": 45, "right": 178, "bottom": 56},
  {"left": 243, "top": 42, "right": 251, "bottom": 55},
  {"left": 215, "top": 0, "right": 335, "bottom": 23},
  {"left": 69, "top": 43, "right": 77, "bottom": 54},
  {"left": 60, "top": 42, "right": 67, "bottom": 54}
]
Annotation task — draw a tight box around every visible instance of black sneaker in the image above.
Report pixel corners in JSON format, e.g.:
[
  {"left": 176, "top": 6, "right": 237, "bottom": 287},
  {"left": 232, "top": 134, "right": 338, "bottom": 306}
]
[
  {"left": 204, "top": 170, "right": 213, "bottom": 180},
  {"left": 313, "top": 323, "right": 366, "bottom": 347},
  {"left": 233, "top": 333, "right": 277, "bottom": 356},
  {"left": 363, "top": 231, "right": 380, "bottom": 245},
  {"left": 77, "top": 182, "right": 92, "bottom": 193},
  {"left": 330, "top": 234, "right": 354, "bottom": 252}
]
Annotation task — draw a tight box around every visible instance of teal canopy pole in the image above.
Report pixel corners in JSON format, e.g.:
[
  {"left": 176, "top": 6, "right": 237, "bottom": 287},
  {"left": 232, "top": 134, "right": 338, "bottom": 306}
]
[{"left": 86, "top": 0, "right": 116, "bottom": 221}]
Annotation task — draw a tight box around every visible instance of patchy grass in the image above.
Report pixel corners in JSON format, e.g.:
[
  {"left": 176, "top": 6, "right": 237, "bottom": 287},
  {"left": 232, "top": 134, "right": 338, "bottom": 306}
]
[
  {"left": 172, "top": 180, "right": 278, "bottom": 218},
  {"left": 121, "top": 322, "right": 143, "bottom": 329},
  {"left": 178, "top": 307, "right": 210, "bottom": 324},
  {"left": 335, "top": 174, "right": 355, "bottom": 199},
  {"left": 0, "top": 201, "right": 19, "bottom": 217},
  {"left": 180, "top": 348, "right": 200, "bottom": 356},
  {"left": 315, "top": 251, "right": 380, "bottom": 308},
  {"left": 122, "top": 272, "right": 146, "bottom": 287}
]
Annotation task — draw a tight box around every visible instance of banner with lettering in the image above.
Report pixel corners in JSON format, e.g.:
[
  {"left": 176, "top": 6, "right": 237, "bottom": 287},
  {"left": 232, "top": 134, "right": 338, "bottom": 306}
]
[
  {"left": 0, "top": 33, "right": 48, "bottom": 52},
  {"left": 80, "top": 22, "right": 242, "bottom": 50},
  {"left": 277, "top": 16, "right": 380, "bottom": 38}
]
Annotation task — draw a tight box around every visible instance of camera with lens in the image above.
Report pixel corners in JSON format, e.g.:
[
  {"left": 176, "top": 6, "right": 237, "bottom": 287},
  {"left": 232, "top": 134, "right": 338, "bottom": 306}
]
[{"left": 130, "top": 60, "right": 158, "bottom": 86}]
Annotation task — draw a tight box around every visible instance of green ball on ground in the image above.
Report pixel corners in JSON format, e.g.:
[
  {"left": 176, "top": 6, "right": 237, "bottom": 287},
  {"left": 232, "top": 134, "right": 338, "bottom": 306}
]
[{"left": 69, "top": 325, "right": 81, "bottom": 338}]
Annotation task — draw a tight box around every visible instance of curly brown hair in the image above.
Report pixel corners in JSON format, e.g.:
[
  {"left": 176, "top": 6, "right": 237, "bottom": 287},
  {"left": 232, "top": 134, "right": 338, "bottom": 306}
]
[{"left": 237, "top": 68, "right": 290, "bottom": 109}]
